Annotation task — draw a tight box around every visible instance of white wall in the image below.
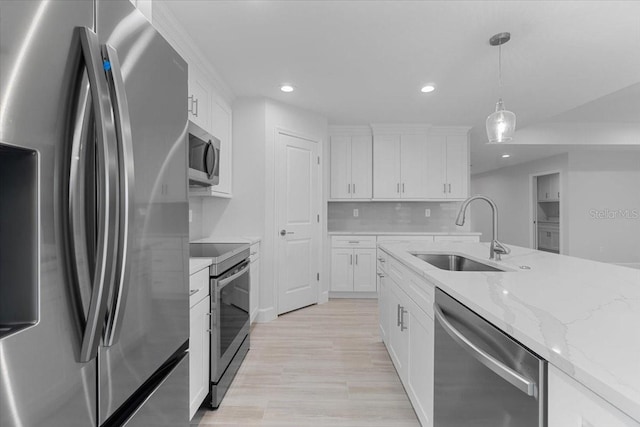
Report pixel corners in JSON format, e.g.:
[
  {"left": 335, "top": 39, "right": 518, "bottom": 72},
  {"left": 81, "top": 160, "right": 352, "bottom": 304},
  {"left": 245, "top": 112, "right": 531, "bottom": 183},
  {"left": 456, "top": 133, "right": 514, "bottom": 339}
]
[
  {"left": 566, "top": 150, "right": 640, "bottom": 265},
  {"left": 471, "top": 149, "right": 640, "bottom": 266},
  {"left": 201, "top": 98, "right": 328, "bottom": 322},
  {"left": 261, "top": 99, "right": 329, "bottom": 321},
  {"left": 201, "top": 99, "right": 267, "bottom": 238},
  {"left": 471, "top": 153, "right": 569, "bottom": 248}
]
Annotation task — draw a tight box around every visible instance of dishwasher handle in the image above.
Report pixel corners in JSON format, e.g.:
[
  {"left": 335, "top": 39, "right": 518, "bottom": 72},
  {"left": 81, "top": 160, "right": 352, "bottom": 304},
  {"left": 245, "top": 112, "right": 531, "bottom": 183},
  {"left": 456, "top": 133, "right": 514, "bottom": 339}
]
[{"left": 433, "top": 302, "right": 538, "bottom": 397}]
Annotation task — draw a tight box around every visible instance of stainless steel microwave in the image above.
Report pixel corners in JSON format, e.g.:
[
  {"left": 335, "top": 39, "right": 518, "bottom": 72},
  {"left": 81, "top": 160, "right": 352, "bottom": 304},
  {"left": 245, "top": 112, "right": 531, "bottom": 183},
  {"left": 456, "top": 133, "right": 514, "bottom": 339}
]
[{"left": 188, "top": 121, "right": 220, "bottom": 187}]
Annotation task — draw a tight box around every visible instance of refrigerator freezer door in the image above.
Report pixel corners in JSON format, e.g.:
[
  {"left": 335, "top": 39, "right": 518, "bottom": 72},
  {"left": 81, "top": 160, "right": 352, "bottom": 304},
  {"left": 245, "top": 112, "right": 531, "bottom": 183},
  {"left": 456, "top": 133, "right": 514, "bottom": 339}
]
[
  {"left": 96, "top": 0, "right": 189, "bottom": 423},
  {"left": 0, "top": 1, "right": 98, "bottom": 426}
]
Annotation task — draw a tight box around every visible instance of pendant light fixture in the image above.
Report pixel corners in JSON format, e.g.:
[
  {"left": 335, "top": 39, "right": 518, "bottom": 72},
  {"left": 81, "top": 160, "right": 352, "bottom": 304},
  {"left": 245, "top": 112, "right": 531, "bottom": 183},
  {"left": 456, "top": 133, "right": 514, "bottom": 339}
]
[{"left": 486, "top": 32, "right": 516, "bottom": 143}]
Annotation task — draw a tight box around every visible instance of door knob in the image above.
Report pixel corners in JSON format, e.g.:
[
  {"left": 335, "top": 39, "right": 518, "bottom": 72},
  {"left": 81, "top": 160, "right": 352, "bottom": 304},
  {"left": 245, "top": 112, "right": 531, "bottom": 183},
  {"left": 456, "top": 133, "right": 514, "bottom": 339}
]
[{"left": 280, "top": 229, "right": 294, "bottom": 236}]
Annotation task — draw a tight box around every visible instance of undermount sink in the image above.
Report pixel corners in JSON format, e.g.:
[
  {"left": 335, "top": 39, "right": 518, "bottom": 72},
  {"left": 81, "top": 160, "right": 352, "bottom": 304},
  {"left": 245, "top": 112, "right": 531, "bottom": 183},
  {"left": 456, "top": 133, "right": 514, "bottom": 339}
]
[{"left": 411, "top": 253, "right": 505, "bottom": 272}]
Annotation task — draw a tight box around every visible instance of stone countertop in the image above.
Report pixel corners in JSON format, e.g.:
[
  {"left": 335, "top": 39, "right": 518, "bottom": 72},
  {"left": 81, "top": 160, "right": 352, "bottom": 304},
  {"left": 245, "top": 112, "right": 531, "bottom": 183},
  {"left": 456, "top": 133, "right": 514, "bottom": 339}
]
[
  {"left": 189, "top": 258, "right": 212, "bottom": 275},
  {"left": 189, "top": 236, "right": 261, "bottom": 275},
  {"left": 191, "top": 236, "right": 261, "bottom": 245},
  {"left": 327, "top": 231, "right": 482, "bottom": 236},
  {"left": 379, "top": 241, "right": 640, "bottom": 422}
]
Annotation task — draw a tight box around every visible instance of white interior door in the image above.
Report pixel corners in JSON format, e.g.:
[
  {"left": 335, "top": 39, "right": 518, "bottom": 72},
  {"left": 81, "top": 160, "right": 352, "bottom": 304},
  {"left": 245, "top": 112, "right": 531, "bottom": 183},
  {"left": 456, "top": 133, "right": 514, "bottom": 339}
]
[{"left": 276, "top": 131, "right": 320, "bottom": 315}]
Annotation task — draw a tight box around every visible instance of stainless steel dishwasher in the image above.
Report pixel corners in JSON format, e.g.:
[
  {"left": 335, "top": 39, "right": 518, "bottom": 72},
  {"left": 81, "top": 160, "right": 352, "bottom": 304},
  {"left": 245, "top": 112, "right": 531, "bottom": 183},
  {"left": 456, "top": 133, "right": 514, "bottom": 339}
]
[{"left": 433, "top": 288, "right": 546, "bottom": 427}]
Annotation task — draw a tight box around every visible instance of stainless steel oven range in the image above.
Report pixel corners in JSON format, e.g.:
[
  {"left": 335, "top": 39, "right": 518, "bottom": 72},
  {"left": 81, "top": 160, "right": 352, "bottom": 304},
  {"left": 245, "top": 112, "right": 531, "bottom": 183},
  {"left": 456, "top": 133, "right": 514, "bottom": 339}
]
[{"left": 190, "top": 242, "right": 251, "bottom": 408}]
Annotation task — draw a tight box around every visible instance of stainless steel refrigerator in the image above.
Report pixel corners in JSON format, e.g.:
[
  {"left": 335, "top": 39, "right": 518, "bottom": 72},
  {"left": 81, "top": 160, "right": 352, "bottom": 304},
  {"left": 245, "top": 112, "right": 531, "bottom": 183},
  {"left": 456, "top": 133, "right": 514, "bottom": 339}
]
[{"left": 0, "top": 1, "right": 190, "bottom": 425}]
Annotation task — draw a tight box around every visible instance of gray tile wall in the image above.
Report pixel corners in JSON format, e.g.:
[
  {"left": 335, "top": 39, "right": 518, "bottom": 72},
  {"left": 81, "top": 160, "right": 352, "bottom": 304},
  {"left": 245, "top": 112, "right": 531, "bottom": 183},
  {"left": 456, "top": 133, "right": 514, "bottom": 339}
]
[{"left": 327, "top": 201, "right": 467, "bottom": 233}]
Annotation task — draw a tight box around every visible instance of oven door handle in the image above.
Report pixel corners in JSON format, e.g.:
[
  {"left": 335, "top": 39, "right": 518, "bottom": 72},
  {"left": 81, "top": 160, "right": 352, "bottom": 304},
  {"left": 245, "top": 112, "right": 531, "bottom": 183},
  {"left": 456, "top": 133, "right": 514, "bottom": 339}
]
[
  {"left": 433, "top": 302, "right": 538, "bottom": 397},
  {"left": 217, "top": 262, "right": 250, "bottom": 290}
]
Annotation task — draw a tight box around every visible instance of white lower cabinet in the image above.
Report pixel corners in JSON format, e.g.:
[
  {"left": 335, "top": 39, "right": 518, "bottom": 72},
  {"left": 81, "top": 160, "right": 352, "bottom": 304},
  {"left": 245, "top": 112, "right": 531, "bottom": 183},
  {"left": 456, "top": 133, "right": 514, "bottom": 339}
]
[
  {"left": 378, "top": 253, "right": 434, "bottom": 426},
  {"left": 189, "top": 269, "right": 210, "bottom": 420},
  {"left": 387, "top": 282, "right": 409, "bottom": 383},
  {"left": 548, "top": 365, "right": 640, "bottom": 427},
  {"left": 330, "top": 236, "right": 377, "bottom": 294},
  {"left": 406, "top": 301, "right": 434, "bottom": 427}
]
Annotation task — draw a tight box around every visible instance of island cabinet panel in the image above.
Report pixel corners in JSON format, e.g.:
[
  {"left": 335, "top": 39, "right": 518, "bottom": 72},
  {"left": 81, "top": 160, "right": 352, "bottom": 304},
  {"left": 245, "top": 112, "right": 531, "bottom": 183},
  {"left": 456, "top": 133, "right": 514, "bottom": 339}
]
[
  {"left": 387, "top": 280, "right": 410, "bottom": 383},
  {"left": 548, "top": 365, "right": 640, "bottom": 427},
  {"left": 378, "top": 250, "right": 435, "bottom": 427},
  {"left": 377, "top": 271, "right": 389, "bottom": 343},
  {"left": 406, "top": 298, "right": 434, "bottom": 427}
]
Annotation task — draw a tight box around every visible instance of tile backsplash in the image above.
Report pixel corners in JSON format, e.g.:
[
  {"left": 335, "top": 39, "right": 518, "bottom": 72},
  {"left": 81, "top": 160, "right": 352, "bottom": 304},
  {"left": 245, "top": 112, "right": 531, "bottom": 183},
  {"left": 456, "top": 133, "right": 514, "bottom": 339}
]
[{"left": 328, "top": 201, "right": 467, "bottom": 233}]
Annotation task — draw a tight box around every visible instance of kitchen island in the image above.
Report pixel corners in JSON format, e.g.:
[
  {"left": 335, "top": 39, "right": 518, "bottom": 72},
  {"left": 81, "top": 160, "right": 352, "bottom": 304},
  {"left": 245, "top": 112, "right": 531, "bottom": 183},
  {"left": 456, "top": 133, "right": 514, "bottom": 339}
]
[{"left": 378, "top": 242, "right": 640, "bottom": 426}]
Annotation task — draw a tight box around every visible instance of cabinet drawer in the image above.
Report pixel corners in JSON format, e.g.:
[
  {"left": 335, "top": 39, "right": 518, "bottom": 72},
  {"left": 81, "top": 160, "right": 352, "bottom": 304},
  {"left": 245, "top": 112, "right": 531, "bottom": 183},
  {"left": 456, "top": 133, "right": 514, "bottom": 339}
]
[
  {"left": 388, "top": 257, "right": 405, "bottom": 285},
  {"left": 400, "top": 268, "right": 434, "bottom": 319},
  {"left": 189, "top": 268, "right": 210, "bottom": 307},
  {"left": 433, "top": 235, "right": 479, "bottom": 243},
  {"left": 331, "top": 235, "right": 377, "bottom": 248}
]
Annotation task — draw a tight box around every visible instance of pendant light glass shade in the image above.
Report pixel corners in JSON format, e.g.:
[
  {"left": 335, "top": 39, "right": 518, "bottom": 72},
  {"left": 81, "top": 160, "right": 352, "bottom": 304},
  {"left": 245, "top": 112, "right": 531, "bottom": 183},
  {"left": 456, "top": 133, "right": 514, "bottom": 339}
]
[
  {"left": 486, "top": 32, "right": 516, "bottom": 143},
  {"left": 486, "top": 98, "right": 516, "bottom": 143}
]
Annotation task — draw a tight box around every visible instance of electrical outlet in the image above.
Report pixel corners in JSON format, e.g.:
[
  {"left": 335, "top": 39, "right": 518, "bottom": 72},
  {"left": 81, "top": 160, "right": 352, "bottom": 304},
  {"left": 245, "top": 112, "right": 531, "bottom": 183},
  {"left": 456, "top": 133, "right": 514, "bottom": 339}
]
[
  {"left": 425, "top": 209, "right": 431, "bottom": 217},
  {"left": 353, "top": 208, "right": 359, "bottom": 218},
  {"left": 189, "top": 209, "right": 193, "bottom": 223}
]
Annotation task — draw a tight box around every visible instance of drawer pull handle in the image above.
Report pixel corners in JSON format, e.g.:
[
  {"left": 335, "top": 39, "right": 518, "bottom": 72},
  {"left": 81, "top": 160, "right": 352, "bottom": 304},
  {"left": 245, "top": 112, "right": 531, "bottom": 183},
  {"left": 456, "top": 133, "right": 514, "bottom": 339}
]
[
  {"left": 348, "top": 240, "right": 359, "bottom": 244},
  {"left": 189, "top": 289, "right": 200, "bottom": 296}
]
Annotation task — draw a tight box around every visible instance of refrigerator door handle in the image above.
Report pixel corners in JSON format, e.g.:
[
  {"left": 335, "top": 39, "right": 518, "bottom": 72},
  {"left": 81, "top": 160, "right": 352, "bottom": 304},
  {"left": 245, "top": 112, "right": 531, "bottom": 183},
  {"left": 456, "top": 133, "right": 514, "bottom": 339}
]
[
  {"left": 73, "top": 27, "right": 120, "bottom": 363},
  {"left": 102, "top": 44, "right": 136, "bottom": 347}
]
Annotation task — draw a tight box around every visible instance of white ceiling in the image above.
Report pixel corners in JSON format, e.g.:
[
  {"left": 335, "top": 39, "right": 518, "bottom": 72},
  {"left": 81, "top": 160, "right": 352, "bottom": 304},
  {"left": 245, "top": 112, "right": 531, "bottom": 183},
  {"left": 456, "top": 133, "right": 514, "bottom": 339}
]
[{"left": 164, "top": 0, "right": 640, "bottom": 174}]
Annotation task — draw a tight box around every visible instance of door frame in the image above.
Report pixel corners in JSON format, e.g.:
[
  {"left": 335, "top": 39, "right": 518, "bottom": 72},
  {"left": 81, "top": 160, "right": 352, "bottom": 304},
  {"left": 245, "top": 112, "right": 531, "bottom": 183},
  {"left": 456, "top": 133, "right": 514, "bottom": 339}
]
[
  {"left": 273, "top": 127, "right": 323, "bottom": 315},
  {"left": 529, "top": 169, "right": 563, "bottom": 254}
]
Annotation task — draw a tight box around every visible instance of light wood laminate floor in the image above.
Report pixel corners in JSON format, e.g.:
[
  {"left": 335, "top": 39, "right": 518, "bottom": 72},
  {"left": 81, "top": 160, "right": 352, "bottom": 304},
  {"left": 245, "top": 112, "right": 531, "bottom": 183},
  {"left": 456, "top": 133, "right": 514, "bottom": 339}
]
[{"left": 192, "top": 299, "right": 420, "bottom": 426}]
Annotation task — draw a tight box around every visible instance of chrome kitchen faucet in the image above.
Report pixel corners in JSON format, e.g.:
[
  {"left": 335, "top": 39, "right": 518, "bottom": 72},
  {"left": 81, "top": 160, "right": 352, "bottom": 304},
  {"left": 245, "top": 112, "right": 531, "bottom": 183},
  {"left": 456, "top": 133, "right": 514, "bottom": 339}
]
[{"left": 455, "top": 195, "right": 510, "bottom": 261}]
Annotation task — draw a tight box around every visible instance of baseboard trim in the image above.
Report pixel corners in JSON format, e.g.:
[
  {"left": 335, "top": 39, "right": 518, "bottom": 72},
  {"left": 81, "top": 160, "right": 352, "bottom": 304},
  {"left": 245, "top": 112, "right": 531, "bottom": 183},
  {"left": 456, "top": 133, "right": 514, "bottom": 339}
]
[
  {"left": 329, "top": 291, "right": 378, "bottom": 299},
  {"left": 255, "top": 307, "right": 277, "bottom": 323},
  {"left": 614, "top": 262, "right": 640, "bottom": 270}
]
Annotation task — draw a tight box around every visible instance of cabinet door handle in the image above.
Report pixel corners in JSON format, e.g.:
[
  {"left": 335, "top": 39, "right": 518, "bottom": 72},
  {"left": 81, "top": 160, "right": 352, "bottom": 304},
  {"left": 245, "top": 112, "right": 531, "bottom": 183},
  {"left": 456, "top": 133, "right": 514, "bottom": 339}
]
[
  {"left": 189, "top": 289, "right": 199, "bottom": 296},
  {"left": 443, "top": 183, "right": 447, "bottom": 193},
  {"left": 557, "top": 191, "right": 560, "bottom": 198},
  {"left": 347, "top": 183, "right": 351, "bottom": 194},
  {"left": 402, "top": 183, "right": 405, "bottom": 193},
  {"left": 353, "top": 183, "right": 356, "bottom": 194},
  {"left": 397, "top": 304, "right": 402, "bottom": 327},
  {"left": 546, "top": 192, "right": 548, "bottom": 199},
  {"left": 355, "top": 254, "right": 358, "bottom": 265},
  {"left": 350, "top": 254, "right": 353, "bottom": 265},
  {"left": 448, "top": 183, "right": 452, "bottom": 193},
  {"left": 377, "top": 272, "right": 385, "bottom": 278},
  {"left": 377, "top": 257, "right": 385, "bottom": 263},
  {"left": 400, "top": 307, "right": 408, "bottom": 331},
  {"left": 397, "top": 183, "right": 400, "bottom": 194}
]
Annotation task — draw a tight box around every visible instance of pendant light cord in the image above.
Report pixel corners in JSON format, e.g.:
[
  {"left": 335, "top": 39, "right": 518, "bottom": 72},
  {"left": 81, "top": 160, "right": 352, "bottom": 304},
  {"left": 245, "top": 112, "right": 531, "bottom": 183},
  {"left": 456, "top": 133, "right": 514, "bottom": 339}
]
[{"left": 498, "top": 43, "right": 503, "bottom": 97}]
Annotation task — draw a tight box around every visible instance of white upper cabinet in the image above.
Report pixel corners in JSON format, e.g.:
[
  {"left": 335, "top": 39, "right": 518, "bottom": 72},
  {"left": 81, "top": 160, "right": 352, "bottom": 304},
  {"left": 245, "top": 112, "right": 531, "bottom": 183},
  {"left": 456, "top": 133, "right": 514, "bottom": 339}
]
[
  {"left": 187, "top": 66, "right": 212, "bottom": 133},
  {"left": 372, "top": 134, "right": 402, "bottom": 198},
  {"left": 152, "top": 2, "right": 234, "bottom": 198},
  {"left": 444, "top": 134, "right": 469, "bottom": 199},
  {"left": 330, "top": 134, "right": 372, "bottom": 199},
  {"left": 538, "top": 173, "right": 560, "bottom": 201},
  {"left": 371, "top": 126, "right": 469, "bottom": 200},
  {"left": 400, "top": 134, "right": 429, "bottom": 198}
]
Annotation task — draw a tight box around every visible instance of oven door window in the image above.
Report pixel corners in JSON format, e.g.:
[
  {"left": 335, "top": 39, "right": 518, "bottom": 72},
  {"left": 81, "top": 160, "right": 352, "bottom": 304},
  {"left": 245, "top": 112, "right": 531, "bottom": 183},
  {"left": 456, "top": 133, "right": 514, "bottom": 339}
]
[{"left": 219, "top": 268, "right": 250, "bottom": 358}]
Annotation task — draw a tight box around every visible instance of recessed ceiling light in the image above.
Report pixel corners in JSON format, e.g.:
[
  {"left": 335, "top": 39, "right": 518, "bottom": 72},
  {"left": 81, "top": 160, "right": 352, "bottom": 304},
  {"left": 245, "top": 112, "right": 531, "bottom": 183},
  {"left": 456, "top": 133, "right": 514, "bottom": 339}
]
[
  {"left": 280, "top": 84, "right": 295, "bottom": 93},
  {"left": 420, "top": 84, "right": 436, "bottom": 93},
  {"left": 501, "top": 154, "right": 511, "bottom": 158}
]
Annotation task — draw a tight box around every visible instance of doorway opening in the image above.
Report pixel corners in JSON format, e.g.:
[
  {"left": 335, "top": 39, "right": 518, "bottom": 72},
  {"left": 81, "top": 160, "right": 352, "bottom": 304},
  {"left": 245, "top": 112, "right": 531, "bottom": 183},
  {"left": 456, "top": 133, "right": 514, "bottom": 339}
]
[{"left": 531, "top": 172, "right": 561, "bottom": 254}]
